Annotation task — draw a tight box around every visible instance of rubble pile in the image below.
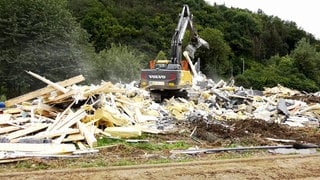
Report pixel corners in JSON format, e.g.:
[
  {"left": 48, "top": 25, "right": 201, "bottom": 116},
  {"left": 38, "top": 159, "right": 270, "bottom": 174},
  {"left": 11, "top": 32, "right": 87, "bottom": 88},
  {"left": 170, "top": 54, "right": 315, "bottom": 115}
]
[
  {"left": 0, "top": 71, "right": 320, "bottom": 160},
  {"left": 187, "top": 79, "right": 320, "bottom": 127}
]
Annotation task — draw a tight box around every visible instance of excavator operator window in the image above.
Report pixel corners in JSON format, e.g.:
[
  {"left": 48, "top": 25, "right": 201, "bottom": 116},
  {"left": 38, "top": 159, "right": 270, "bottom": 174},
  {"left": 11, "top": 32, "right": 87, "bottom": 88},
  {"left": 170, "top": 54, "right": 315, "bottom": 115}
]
[{"left": 155, "top": 63, "right": 168, "bottom": 69}]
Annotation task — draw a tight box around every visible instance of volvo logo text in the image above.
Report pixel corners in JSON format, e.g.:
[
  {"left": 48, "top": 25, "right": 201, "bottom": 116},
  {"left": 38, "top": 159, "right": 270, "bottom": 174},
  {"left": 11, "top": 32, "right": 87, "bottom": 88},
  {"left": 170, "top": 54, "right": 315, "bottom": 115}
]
[{"left": 148, "top": 75, "right": 166, "bottom": 79}]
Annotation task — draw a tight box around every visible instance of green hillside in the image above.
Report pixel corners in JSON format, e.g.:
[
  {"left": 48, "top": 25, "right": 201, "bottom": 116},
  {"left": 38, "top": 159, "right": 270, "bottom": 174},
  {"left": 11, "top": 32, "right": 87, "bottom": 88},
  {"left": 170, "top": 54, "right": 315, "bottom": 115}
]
[{"left": 1, "top": 0, "right": 320, "bottom": 98}]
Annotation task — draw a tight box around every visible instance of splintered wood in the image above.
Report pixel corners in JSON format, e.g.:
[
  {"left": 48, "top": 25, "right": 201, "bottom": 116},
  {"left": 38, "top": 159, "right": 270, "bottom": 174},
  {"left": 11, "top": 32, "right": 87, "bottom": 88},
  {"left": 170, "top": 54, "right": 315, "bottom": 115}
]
[
  {"left": 0, "top": 71, "right": 158, "bottom": 160},
  {"left": 1, "top": 71, "right": 320, "bottom": 161}
]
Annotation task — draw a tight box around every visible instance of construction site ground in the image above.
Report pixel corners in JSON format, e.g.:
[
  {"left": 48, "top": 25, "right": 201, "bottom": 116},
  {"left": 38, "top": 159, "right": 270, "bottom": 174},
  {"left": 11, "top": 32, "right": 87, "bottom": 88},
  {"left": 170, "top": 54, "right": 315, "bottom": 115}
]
[{"left": 1, "top": 118, "right": 320, "bottom": 179}]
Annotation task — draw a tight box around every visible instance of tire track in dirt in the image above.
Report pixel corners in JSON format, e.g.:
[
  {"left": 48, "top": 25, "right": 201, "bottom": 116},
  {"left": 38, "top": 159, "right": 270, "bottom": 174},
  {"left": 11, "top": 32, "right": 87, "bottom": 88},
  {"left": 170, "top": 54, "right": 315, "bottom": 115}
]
[{"left": 1, "top": 153, "right": 320, "bottom": 179}]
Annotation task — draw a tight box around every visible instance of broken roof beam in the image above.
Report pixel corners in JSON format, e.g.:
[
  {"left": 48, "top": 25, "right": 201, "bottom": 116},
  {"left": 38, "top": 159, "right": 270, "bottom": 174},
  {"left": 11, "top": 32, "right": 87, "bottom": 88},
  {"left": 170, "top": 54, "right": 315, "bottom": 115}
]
[
  {"left": 25, "top": 71, "right": 68, "bottom": 93},
  {"left": 5, "top": 75, "right": 85, "bottom": 107}
]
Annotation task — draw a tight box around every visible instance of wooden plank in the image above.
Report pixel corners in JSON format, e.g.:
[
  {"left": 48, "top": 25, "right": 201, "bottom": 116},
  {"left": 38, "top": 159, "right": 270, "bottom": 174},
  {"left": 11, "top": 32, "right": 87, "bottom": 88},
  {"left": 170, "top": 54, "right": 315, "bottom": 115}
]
[
  {"left": 0, "top": 117, "right": 30, "bottom": 125},
  {"left": 3, "top": 108, "right": 22, "bottom": 114},
  {"left": 53, "top": 108, "right": 87, "bottom": 131},
  {"left": 32, "top": 128, "right": 80, "bottom": 139},
  {"left": 0, "top": 114, "right": 11, "bottom": 121},
  {"left": 72, "top": 149, "right": 99, "bottom": 155},
  {"left": 62, "top": 134, "right": 85, "bottom": 142},
  {"left": 170, "top": 145, "right": 294, "bottom": 155},
  {"left": 46, "top": 101, "right": 75, "bottom": 132},
  {"left": 0, "top": 126, "right": 21, "bottom": 134},
  {"left": 53, "top": 133, "right": 67, "bottom": 144},
  {"left": 83, "top": 81, "right": 125, "bottom": 97},
  {"left": 50, "top": 109, "right": 86, "bottom": 144},
  {"left": 265, "top": 137, "right": 297, "bottom": 143},
  {"left": 77, "top": 121, "right": 97, "bottom": 148},
  {"left": 183, "top": 51, "right": 198, "bottom": 77},
  {"left": 0, "top": 143, "right": 76, "bottom": 154},
  {"left": 44, "top": 90, "right": 76, "bottom": 104},
  {"left": 5, "top": 75, "right": 85, "bottom": 107},
  {"left": 21, "top": 104, "right": 59, "bottom": 116},
  {"left": 76, "top": 142, "right": 87, "bottom": 150},
  {"left": 0, "top": 158, "right": 30, "bottom": 164},
  {"left": 26, "top": 71, "right": 68, "bottom": 93},
  {"left": 5, "top": 123, "right": 49, "bottom": 140},
  {"left": 105, "top": 126, "right": 141, "bottom": 138},
  {"left": 93, "top": 126, "right": 111, "bottom": 137}
]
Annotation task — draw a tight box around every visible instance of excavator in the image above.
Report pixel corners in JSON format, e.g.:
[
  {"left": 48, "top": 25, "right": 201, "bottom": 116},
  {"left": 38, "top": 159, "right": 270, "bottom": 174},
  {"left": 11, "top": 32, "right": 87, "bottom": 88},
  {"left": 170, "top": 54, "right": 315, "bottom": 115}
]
[{"left": 140, "top": 4, "right": 209, "bottom": 101}]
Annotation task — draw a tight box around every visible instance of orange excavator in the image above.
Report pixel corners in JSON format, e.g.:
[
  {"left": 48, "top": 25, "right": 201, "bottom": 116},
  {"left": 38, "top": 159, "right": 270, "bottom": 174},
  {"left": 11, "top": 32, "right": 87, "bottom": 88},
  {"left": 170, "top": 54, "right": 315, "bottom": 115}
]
[{"left": 140, "top": 5, "right": 209, "bottom": 101}]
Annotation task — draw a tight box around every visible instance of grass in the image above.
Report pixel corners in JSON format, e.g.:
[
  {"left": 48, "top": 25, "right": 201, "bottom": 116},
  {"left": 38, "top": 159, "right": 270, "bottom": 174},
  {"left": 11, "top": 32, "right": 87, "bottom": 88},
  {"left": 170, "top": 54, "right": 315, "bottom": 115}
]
[
  {"left": 3, "top": 133, "right": 282, "bottom": 171},
  {"left": 112, "top": 159, "right": 137, "bottom": 166},
  {"left": 97, "top": 137, "right": 124, "bottom": 147},
  {"left": 97, "top": 136, "right": 192, "bottom": 151},
  {"left": 128, "top": 141, "right": 191, "bottom": 151},
  {"left": 215, "top": 150, "right": 261, "bottom": 160},
  {"left": 78, "top": 159, "right": 108, "bottom": 168},
  {"left": 15, "top": 161, "right": 49, "bottom": 170},
  {"left": 16, "top": 161, "right": 32, "bottom": 169}
]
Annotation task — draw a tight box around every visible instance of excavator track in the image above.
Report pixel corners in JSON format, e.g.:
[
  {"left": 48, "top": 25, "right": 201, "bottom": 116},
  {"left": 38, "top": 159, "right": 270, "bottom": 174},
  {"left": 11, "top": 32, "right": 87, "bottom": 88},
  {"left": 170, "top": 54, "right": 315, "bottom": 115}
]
[{"left": 150, "top": 89, "right": 188, "bottom": 102}]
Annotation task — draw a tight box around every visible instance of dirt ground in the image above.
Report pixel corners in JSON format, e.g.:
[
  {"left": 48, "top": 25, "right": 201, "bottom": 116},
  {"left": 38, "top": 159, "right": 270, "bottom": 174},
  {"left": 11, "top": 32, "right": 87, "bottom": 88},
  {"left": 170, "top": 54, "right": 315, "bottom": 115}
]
[
  {"left": 188, "top": 118, "right": 320, "bottom": 145},
  {"left": 1, "top": 154, "right": 320, "bottom": 179},
  {"left": 1, "top": 119, "right": 320, "bottom": 179}
]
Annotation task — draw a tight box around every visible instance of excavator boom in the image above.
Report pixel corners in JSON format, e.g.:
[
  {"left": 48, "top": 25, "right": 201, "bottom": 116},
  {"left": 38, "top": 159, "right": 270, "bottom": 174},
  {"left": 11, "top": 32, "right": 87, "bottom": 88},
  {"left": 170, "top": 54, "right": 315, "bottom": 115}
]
[{"left": 171, "top": 5, "right": 209, "bottom": 64}]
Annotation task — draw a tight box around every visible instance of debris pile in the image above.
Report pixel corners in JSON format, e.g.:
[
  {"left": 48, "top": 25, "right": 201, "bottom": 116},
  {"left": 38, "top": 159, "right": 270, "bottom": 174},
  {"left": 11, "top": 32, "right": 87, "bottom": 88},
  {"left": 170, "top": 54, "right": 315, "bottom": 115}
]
[
  {"left": 185, "top": 79, "right": 320, "bottom": 128},
  {"left": 0, "top": 71, "right": 320, "bottom": 160}
]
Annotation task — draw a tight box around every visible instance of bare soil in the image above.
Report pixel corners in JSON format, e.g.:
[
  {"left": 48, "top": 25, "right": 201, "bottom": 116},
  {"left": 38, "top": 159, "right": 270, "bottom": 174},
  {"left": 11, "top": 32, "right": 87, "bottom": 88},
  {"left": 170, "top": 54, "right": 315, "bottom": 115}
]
[{"left": 1, "top": 154, "right": 320, "bottom": 179}]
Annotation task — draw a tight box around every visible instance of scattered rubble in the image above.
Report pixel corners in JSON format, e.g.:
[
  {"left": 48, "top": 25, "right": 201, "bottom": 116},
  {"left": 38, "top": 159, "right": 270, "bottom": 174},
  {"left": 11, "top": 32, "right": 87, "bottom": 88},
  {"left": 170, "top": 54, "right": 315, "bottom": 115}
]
[{"left": 0, "top": 71, "right": 320, "bottom": 161}]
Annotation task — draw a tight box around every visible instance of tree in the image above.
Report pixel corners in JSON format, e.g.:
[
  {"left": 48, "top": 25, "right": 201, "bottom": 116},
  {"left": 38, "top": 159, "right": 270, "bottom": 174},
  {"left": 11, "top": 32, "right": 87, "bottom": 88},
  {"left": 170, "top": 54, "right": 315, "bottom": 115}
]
[
  {"left": 235, "top": 54, "right": 319, "bottom": 92},
  {"left": 93, "top": 44, "right": 146, "bottom": 83},
  {"left": 198, "top": 27, "right": 232, "bottom": 79},
  {"left": 291, "top": 38, "right": 320, "bottom": 84},
  {"left": 0, "top": 0, "right": 90, "bottom": 97}
]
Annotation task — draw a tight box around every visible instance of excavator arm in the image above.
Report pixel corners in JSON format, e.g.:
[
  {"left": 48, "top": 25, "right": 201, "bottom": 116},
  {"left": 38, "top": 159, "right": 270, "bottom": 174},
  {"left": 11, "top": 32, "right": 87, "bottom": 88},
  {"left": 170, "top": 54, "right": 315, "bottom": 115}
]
[{"left": 170, "top": 5, "right": 209, "bottom": 65}]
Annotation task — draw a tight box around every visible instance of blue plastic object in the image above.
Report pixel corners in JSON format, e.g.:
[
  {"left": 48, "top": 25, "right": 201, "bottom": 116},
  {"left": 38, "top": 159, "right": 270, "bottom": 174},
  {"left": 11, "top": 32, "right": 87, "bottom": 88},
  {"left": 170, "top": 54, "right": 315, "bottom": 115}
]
[{"left": 0, "top": 102, "right": 5, "bottom": 109}]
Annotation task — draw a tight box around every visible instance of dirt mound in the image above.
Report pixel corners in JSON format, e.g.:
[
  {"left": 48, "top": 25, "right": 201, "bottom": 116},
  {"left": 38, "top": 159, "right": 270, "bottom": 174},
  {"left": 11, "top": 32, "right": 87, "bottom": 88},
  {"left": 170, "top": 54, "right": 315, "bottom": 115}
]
[{"left": 188, "top": 118, "right": 320, "bottom": 145}]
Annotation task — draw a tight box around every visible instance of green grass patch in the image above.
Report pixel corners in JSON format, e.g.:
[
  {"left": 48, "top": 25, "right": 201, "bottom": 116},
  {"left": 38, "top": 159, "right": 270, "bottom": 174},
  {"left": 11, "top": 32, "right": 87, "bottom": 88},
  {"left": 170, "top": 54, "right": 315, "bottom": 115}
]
[
  {"left": 112, "top": 159, "right": 137, "bottom": 166},
  {"left": 216, "top": 151, "right": 257, "bottom": 160},
  {"left": 15, "top": 161, "right": 49, "bottom": 170},
  {"left": 97, "top": 137, "right": 124, "bottom": 147},
  {"left": 16, "top": 161, "right": 32, "bottom": 169},
  {"left": 224, "top": 143, "right": 239, "bottom": 148},
  {"left": 78, "top": 159, "right": 108, "bottom": 168},
  {"left": 127, "top": 141, "right": 191, "bottom": 151},
  {"left": 97, "top": 136, "right": 192, "bottom": 151}
]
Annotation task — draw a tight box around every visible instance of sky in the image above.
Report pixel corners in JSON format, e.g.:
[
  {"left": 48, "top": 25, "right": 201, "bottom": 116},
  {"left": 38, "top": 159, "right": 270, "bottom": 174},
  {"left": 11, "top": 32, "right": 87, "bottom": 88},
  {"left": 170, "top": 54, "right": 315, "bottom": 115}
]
[{"left": 204, "top": 0, "right": 320, "bottom": 39}]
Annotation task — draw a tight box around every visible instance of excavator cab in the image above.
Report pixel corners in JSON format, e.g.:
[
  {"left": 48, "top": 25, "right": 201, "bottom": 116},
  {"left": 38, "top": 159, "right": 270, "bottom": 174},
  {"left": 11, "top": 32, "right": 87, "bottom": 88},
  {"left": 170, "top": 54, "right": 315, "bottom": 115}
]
[
  {"left": 149, "top": 59, "right": 190, "bottom": 71},
  {"left": 149, "top": 60, "right": 171, "bottom": 69}
]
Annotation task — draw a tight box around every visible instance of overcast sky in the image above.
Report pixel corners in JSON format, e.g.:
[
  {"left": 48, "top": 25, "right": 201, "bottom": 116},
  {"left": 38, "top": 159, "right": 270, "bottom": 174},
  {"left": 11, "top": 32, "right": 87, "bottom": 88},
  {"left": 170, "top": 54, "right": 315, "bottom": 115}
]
[{"left": 205, "top": 0, "right": 320, "bottom": 39}]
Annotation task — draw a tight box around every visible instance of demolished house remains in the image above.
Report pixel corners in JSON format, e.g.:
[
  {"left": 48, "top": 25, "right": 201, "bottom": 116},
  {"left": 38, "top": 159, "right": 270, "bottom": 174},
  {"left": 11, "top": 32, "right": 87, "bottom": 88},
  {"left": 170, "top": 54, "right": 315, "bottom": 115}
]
[{"left": 0, "top": 71, "right": 320, "bottom": 161}]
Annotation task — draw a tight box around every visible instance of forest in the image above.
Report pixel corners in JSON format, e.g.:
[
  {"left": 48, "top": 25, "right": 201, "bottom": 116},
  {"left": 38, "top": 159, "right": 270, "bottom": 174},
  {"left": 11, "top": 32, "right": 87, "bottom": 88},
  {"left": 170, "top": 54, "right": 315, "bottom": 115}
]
[{"left": 1, "top": 0, "right": 320, "bottom": 99}]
